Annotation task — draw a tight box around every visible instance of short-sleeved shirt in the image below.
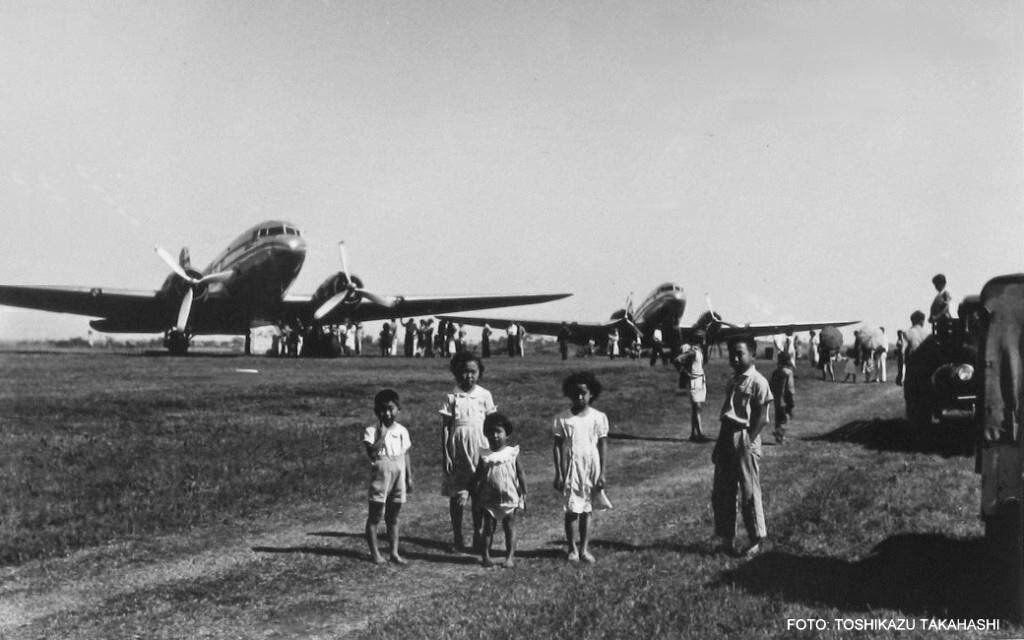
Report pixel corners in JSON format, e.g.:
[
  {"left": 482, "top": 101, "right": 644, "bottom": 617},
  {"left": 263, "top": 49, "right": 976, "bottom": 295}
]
[
  {"left": 363, "top": 422, "right": 411, "bottom": 458},
  {"left": 720, "top": 365, "right": 773, "bottom": 427},
  {"left": 438, "top": 385, "right": 496, "bottom": 430}
]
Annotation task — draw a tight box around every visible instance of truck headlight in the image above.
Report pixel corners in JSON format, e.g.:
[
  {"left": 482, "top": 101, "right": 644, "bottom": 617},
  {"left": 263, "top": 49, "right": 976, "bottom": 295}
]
[{"left": 956, "top": 364, "right": 974, "bottom": 382}]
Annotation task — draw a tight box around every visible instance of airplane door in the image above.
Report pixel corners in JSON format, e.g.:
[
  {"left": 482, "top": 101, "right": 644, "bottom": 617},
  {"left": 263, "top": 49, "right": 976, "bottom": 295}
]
[{"left": 978, "top": 274, "right": 1024, "bottom": 620}]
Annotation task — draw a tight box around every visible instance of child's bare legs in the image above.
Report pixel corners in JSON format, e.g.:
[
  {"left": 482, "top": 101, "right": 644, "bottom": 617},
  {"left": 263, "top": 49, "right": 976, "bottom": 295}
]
[
  {"left": 449, "top": 494, "right": 467, "bottom": 551},
  {"left": 690, "top": 402, "right": 704, "bottom": 440},
  {"left": 564, "top": 512, "right": 581, "bottom": 560},
  {"left": 471, "top": 502, "right": 485, "bottom": 552},
  {"left": 385, "top": 502, "right": 406, "bottom": 564},
  {"left": 578, "top": 512, "right": 594, "bottom": 562},
  {"left": 564, "top": 512, "right": 595, "bottom": 562},
  {"left": 481, "top": 513, "right": 497, "bottom": 567},
  {"left": 365, "top": 502, "right": 387, "bottom": 564},
  {"left": 501, "top": 513, "right": 517, "bottom": 568}
]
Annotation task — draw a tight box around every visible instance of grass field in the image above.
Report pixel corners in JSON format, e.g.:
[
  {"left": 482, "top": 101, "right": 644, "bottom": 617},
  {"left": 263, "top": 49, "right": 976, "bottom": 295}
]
[{"left": 0, "top": 348, "right": 1012, "bottom": 639}]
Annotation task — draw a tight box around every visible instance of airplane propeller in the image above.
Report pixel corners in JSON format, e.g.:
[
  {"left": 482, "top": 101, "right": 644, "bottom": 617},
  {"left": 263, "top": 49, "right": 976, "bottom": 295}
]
[
  {"left": 704, "top": 293, "right": 724, "bottom": 322},
  {"left": 313, "top": 242, "right": 399, "bottom": 321},
  {"left": 622, "top": 291, "right": 641, "bottom": 336},
  {"left": 154, "top": 246, "right": 233, "bottom": 332}
]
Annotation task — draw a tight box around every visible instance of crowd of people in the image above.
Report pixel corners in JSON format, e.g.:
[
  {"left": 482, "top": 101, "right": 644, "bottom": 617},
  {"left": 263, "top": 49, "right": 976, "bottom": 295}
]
[{"left": 266, "top": 318, "right": 539, "bottom": 360}]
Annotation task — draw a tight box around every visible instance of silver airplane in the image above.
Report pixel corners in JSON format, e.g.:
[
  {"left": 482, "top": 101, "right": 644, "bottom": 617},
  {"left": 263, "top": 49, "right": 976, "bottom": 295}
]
[
  {"left": 440, "top": 281, "right": 858, "bottom": 351},
  {"left": 0, "top": 220, "right": 571, "bottom": 355}
]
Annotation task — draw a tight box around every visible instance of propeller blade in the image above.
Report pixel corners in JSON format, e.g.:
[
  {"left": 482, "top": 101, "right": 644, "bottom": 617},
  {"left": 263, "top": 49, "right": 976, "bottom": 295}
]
[
  {"left": 338, "top": 241, "right": 350, "bottom": 277},
  {"left": 313, "top": 291, "right": 348, "bottom": 321},
  {"left": 356, "top": 289, "right": 398, "bottom": 308},
  {"left": 176, "top": 287, "right": 194, "bottom": 330},
  {"left": 625, "top": 316, "right": 641, "bottom": 337},
  {"left": 155, "top": 247, "right": 198, "bottom": 284}
]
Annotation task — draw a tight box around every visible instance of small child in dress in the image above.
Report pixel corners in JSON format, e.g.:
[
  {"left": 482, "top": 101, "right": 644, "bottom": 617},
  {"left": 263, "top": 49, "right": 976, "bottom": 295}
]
[
  {"left": 363, "top": 388, "right": 413, "bottom": 565},
  {"left": 552, "top": 371, "right": 609, "bottom": 563},
  {"left": 472, "top": 413, "right": 527, "bottom": 568},
  {"left": 440, "top": 351, "right": 497, "bottom": 552},
  {"left": 769, "top": 352, "right": 796, "bottom": 444}
]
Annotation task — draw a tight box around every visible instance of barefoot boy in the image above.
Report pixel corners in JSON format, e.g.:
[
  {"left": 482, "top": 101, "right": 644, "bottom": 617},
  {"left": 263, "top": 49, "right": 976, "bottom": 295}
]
[{"left": 364, "top": 389, "right": 413, "bottom": 564}]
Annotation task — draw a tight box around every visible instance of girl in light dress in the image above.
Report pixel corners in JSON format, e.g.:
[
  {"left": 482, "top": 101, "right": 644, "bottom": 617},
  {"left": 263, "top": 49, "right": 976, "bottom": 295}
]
[
  {"left": 472, "top": 413, "right": 527, "bottom": 568},
  {"left": 440, "top": 351, "right": 496, "bottom": 552},
  {"left": 552, "top": 371, "right": 610, "bottom": 563}
]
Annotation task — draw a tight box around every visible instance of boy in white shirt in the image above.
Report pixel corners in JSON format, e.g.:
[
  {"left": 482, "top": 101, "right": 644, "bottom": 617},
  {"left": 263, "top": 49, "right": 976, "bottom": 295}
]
[{"left": 363, "top": 389, "right": 413, "bottom": 564}]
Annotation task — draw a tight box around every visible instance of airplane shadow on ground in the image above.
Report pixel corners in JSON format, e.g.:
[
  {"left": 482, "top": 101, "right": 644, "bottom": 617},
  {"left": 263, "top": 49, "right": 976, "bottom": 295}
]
[
  {"left": 252, "top": 531, "right": 564, "bottom": 565},
  {"left": 721, "top": 533, "right": 1002, "bottom": 619},
  {"left": 808, "top": 418, "right": 974, "bottom": 458}
]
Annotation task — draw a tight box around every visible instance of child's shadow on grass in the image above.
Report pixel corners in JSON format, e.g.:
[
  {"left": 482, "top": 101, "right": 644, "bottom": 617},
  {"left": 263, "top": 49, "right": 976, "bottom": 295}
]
[
  {"left": 809, "top": 418, "right": 973, "bottom": 458},
  {"left": 721, "top": 533, "right": 1002, "bottom": 619},
  {"left": 589, "top": 538, "right": 710, "bottom": 556},
  {"left": 253, "top": 532, "right": 563, "bottom": 564},
  {"left": 607, "top": 432, "right": 688, "bottom": 443}
]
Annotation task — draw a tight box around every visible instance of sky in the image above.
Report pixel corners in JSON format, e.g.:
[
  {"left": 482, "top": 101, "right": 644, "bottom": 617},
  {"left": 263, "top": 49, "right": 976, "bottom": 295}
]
[{"left": 0, "top": 1, "right": 1021, "bottom": 342}]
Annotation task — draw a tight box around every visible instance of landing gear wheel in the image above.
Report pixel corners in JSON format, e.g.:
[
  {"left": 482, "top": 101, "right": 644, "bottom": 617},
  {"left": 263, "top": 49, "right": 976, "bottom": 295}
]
[{"left": 164, "top": 330, "right": 191, "bottom": 356}]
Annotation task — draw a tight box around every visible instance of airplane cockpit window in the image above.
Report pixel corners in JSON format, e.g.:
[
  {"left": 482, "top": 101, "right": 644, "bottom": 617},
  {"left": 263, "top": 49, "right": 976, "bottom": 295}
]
[{"left": 255, "top": 225, "right": 299, "bottom": 238}]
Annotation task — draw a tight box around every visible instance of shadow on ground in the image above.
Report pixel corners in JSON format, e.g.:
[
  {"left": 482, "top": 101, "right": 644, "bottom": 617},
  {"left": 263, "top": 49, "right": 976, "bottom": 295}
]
[
  {"left": 722, "top": 533, "right": 1002, "bottom": 619},
  {"left": 253, "top": 531, "right": 563, "bottom": 565},
  {"left": 607, "top": 432, "right": 688, "bottom": 443},
  {"left": 809, "top": 418, "right": 974, "bottom": 457}
]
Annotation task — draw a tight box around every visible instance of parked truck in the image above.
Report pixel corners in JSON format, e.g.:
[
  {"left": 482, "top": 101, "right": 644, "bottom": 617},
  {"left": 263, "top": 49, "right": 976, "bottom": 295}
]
[{"left": 976, "top": 274, "right": 1024, "bottom": 620}]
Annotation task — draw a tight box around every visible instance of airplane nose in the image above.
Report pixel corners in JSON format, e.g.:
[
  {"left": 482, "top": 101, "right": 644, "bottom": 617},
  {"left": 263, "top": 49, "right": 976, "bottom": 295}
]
[{"left": 287, "top": 237, "right": 307, "bottom": 253}]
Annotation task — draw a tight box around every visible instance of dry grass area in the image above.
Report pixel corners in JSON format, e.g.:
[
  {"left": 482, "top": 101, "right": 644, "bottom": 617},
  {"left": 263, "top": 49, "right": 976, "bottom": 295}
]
[{"left": 0, "top": 348, "right": 1010, "bottom": 638}]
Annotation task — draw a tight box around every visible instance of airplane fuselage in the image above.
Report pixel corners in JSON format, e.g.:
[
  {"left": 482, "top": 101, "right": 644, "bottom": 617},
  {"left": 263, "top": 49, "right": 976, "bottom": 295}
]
[
  {"left": 630, "top": 282, "right": 686, "bottom": 337},
  {"left": 186, "top": 220, "right": 307, "bottom": 333}
]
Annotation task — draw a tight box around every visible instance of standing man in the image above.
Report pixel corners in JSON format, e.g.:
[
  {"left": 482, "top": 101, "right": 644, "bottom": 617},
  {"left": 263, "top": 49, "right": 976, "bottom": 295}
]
[
  {"left": 712, "top": 335, "right": 772, "bottom": 558},
  {"left": 481, "top": 323, "right": 492, "bottom": 358},
  {"left": 650, "top": 328, "right": 664, "bottom": 366},
  {"left": 674, "top": 337, "right": 707, "bottom": 442},
  {"left": 506, "top": 323, "right": 518, "bottom": 357},
  {"left": 929, "top": 273, "right": 954, "bottom": 332},
  {"left": 402, "top": 318, "right": 417, "bottom": 357},
  {"left": 557, "top": 322, "right": 572, "bottom": 361}
]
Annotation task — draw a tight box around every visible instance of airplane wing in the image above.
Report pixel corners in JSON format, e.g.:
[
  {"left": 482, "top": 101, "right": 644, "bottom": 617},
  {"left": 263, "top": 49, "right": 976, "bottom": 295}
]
[
  {"left": 0, "top": 285, "right": 169, "bottom": 331},
  {"left": 281, "top": 292, "right": 572, "bottom": 326},
  {"left": 685, "top": 319, "right": 860, "bottom": 345},
  {"left": 437, "top": 314, "right": 622, "bottom": 345}
]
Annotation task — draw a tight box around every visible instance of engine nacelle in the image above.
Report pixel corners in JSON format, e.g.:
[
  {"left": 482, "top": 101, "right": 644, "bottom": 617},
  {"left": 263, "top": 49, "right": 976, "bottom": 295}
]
[
  {"left": 310, "top": 272, "right": 365, "bottom": 313},
  {"left": 693, "top": 310, "right": 723, "bottom": 332}
]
